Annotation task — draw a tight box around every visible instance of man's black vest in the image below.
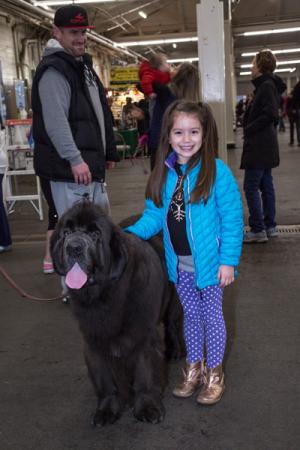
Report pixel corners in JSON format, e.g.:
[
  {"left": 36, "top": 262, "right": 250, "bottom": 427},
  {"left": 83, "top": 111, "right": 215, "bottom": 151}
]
[{"left": 32, "top": 51, "right": 115, "bottom": 182}]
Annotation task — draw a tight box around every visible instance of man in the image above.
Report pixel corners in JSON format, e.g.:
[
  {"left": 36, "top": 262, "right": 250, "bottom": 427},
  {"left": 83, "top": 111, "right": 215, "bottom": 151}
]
[{"left": 32, "top": 4, "right": 119, "bottom": 217}]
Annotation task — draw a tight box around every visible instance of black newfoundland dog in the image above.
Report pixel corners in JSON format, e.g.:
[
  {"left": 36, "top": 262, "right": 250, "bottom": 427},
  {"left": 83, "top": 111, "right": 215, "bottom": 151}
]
[{"left": 51, "top": 201, "right": 183, "bottom": 426}]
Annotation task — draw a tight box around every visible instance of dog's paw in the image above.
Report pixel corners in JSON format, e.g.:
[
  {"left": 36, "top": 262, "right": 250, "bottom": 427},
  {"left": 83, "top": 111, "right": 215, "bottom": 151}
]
[
  {"left": 92, "top": 408, "right": 121, "bottom": 426},
  {"left": 133, "top": 396, "right": 165, "bottom": 424},
  {"left": 92, "top": 396, "right": 122, "bottom": 426}
]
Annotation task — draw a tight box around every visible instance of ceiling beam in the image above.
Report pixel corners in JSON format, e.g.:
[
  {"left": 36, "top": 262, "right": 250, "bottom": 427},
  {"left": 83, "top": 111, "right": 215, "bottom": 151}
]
[{"left": 115, "top": 31, "right": 197, "bottom": 43}]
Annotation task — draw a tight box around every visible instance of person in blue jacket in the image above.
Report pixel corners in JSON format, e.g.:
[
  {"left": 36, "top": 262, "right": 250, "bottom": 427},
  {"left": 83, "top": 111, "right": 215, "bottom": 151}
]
[{"left": 126, "top": 101, "right": 243, "bottom": 405}]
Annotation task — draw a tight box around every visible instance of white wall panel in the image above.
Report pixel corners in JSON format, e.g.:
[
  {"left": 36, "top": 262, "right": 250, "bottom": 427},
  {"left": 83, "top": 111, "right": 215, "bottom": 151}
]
[{"left": 0, "top": 17, "right": 18, "bottom": 85}]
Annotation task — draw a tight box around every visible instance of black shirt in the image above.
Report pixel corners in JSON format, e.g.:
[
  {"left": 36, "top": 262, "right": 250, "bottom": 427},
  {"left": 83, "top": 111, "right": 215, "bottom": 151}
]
[{"left": 167, "top": 163, "right": 191, "bottom": 255}]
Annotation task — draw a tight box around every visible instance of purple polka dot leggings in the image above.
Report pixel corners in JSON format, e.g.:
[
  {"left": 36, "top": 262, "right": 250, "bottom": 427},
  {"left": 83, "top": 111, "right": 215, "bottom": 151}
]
[{"left": 175, "top": 270, "right": 226, "bottom": 369}]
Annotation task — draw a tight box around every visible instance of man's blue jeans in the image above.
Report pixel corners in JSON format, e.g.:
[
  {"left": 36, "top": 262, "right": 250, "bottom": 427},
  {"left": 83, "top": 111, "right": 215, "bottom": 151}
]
[{"left": 243, "top": 169, "right": 276, "bottom": 233}]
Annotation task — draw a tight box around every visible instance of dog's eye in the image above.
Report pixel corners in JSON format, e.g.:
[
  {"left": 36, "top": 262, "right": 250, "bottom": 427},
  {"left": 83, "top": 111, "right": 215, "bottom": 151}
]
[
  {"left": 86, "top": 224, "right": 101, "bottom": 239},
  {"left": 89, "top": 230, "right": 101, "bottom": 240}
]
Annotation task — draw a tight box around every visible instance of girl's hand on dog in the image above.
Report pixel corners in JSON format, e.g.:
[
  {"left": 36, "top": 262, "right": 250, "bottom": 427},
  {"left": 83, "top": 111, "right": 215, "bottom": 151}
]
[{"left": 218, "top": 265, "right": 234, "bottom": 287}]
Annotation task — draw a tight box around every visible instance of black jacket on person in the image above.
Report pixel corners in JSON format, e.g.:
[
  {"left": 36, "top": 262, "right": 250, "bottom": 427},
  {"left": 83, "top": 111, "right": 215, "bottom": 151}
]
[
  {"left": 291, "top": 81, "right": 300, "bottom": 111},
  {"left": 32, "top": 51, "right": 118, "bottom": 182},
  {"left": 241, "top": 74, "right": 286, "bottom": 170}
]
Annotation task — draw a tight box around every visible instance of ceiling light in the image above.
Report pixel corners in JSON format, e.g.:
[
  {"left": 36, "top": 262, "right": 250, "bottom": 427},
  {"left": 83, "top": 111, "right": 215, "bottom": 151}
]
[
  {"left": 240, "top": 59, "right": 300, "bottom": 68},
  {"left": 243, "top": 27, "right": 300, "bottom": 36},
  {"left": 167, "top": 57, "right": 199, "bottom": 63},
  {"left": 173, "top": 43, "right": 177, "bottom": 49},
  {"left": 275, "top": 67, "right": 297, "bottom": 73},
  {"left": 240, "top": 67, "right": 296, "bottom": 75},
  {"left": 138, "top": 11, "right": 147, "bottom": 19},
  {"left": 242, "top": 48, "right": 300, "bottom": 57},
  {"left": 34, "top": 0, "right": 127, "bottom": 6},
  {"left": 116, "top": 37, "right": 198, "bottom": 47}
]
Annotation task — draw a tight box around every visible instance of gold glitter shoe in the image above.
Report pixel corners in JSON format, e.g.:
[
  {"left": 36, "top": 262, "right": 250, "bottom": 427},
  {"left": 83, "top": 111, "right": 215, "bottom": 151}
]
[
  {"left": 196, "top": 364, "right": 225, "bottom": 405},
  {"left": 172, "top": 361, "right": 204, "bottom": 398}
]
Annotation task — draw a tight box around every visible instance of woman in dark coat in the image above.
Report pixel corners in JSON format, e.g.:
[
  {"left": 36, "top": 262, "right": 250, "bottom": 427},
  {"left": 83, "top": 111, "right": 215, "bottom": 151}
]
[{"left": 241, "top": 49, "right": 286, "bottom": 243}]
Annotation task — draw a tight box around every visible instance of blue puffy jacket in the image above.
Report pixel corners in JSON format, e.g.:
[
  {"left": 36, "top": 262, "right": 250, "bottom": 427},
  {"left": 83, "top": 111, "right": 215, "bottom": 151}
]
[{"left": 126, "top": 154, "right": 243, "bottom": 289}]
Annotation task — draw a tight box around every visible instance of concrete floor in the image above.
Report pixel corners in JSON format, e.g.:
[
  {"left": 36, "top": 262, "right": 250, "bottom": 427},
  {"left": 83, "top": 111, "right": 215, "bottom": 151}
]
[{"left": 0, "top": 129, "right": 299, "bottom": 450}]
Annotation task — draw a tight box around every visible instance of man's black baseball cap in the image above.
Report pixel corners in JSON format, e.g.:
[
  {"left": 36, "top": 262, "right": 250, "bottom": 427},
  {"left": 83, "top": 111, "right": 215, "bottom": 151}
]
[{"left": 54, "top": 5, "right": 95, "bottom": 29}]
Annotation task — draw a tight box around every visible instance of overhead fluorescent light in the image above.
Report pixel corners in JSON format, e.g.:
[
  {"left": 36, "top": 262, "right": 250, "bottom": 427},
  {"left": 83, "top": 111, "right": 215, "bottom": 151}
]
[
  {"left": 242, "top": 48, "right": 300, "bottom": 57},
  {"left": 116, "top": 37, "right": 198, "bottom": 47},
  {"left": 243, "top": 27, "right": 300, "bottom": 36},
  {"left": 138, "top": 11, "right": 147, "bottom": 19},
  {"left": 34, "top": 0, "right": 126, "bottom": 6},
  {"left": 240, "top": 67, "right": 296, "bottom": 75},
  {"left": 275, "top": 67, "right": 297, "bottom": 73},
  {"left": 167, "top": 57, "right": 199, "bottom": 63},
  {"left": 240, "top": 59, "right": 300, "bottom": 68}
]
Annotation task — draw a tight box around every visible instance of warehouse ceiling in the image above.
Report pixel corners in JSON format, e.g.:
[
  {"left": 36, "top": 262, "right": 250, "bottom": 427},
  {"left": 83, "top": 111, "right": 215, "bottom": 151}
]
[{"left": 1, "top": 0, "right": 300, "bottom": 78}]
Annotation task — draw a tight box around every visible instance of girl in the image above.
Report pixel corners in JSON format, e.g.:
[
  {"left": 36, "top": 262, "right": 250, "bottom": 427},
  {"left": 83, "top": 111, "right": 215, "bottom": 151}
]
[{"left": 126, "top": 101, "right": 243, "bottom": 405}]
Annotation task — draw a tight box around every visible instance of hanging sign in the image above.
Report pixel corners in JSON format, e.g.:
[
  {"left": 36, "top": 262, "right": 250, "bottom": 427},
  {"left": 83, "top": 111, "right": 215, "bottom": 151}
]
[{"left": 110, "top": 66, "right": 139, "bottom": 88}]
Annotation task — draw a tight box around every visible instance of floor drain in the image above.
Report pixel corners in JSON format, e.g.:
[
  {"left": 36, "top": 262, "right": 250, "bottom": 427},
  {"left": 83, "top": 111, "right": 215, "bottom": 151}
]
[{"left": 244, "top": 225, "right": 300, "bottom": 235}]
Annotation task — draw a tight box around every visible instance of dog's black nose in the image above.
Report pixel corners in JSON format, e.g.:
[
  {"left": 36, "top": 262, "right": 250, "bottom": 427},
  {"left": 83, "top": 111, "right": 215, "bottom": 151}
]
[{"left": 66, "top": 242, "right": 83, "bottom": 257}]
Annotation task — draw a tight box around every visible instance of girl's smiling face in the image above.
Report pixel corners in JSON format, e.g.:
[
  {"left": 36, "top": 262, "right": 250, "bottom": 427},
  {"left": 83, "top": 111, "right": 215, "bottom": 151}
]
[{"left": 169, "top": 112, "right": 203, "bottom": 164}]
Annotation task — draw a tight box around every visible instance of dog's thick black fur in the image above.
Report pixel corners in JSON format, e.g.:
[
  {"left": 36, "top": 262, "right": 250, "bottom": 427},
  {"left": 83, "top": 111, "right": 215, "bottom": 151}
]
[{"left": 51, "top": 201, "right": 183, "bottom": 426}]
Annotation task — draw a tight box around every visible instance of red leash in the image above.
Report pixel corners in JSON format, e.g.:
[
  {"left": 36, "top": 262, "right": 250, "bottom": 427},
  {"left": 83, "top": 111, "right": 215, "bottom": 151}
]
[{"left": 0, "top": 264, "right": 64, "bottom": 302}]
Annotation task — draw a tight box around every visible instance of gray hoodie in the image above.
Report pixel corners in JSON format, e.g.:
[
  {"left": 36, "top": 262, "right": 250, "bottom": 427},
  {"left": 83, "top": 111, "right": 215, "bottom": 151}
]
[{"left": 38, "top": 39, "right": 106, "bottom": 167}]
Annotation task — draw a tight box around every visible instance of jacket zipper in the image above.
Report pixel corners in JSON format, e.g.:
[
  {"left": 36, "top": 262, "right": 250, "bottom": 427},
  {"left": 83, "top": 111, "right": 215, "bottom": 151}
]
[{"left": 186, "top": 175, "right": 198, "bottom": 285}]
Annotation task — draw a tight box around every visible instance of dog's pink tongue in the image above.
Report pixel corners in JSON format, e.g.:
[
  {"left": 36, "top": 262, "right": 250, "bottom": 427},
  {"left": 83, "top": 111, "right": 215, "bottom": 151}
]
[{"left": 65, "top": 263, "right": 87, "bottom": 289}]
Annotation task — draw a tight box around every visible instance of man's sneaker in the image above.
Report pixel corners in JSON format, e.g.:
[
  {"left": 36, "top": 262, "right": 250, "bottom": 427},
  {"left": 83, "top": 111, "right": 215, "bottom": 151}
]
[
  {"left": 243, "top": 230, "right": 268, "bottom": 243},
  {"left": 266, "top": 227, "right": 278, "bottom": 238},
  {"left": 0, "top": 245, "right": 12, "bottom": 253},
  {"left": 43, "top": 260, "right": 54, "bottom": 274}
]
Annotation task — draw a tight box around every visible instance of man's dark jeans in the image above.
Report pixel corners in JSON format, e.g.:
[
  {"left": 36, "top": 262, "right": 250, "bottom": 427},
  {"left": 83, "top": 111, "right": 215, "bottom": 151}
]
[{"left": 243, "top": 168, "right": 276, "bottom": 233}]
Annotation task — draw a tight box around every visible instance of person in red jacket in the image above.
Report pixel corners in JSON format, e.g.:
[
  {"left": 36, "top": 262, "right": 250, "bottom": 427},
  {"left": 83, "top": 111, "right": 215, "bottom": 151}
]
[
  {"left": 139, "top": 52, "right": 171, "bottom": 120},
  {"left": 139, "top": 52, "right": 171, "bottom": 97}
]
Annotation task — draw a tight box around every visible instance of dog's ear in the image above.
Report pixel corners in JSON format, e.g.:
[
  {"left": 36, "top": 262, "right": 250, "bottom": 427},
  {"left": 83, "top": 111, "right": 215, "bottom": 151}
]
[
  {"left": 109, "top": 228, "right": 128, "bottom": 281},
  {"left": 50, "top": 225, "right": 65, "bottom": 275}
]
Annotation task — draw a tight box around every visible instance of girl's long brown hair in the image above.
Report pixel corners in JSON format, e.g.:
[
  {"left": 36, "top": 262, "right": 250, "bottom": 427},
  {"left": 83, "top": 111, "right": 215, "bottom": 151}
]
[{"left": 146, "top": 101, "right": 218, "bottom": 206}]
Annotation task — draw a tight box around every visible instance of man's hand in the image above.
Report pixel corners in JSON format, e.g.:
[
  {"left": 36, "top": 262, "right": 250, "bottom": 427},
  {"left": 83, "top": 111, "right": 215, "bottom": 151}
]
[
  {"left": 106, "top": 161, "right": 116, "bottom": 170},
  {"left": 217, "top": 265, "right": 234, "bottom": 288},
  {"left": 149, "top": 92, "right": 157, "bottom": 99},
  {"left": 71, "top": 161, "right": 92, "bottom": 185}
]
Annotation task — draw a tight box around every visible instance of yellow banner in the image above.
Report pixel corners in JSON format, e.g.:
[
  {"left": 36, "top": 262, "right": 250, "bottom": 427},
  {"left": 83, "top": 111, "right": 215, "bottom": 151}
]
[{"left": 110, "top": 66, "right": 139, "bottom": 87}]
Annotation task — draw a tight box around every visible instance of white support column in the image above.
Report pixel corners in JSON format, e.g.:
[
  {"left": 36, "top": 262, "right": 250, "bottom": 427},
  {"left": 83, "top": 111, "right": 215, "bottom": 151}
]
[
  {"left": 224, "top": 18, "right": 236, "bottom": 148},
  {"left": 197, "top": 0, "right": 227, "bottom": 162}
]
